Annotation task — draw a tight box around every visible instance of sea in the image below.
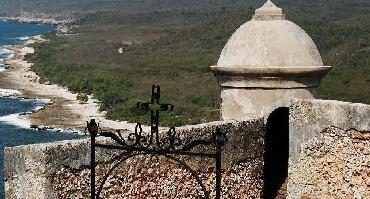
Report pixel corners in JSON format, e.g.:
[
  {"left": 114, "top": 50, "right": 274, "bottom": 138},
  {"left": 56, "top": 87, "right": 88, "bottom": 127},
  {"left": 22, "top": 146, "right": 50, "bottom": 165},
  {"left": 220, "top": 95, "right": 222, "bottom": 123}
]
[{"left": 0, "top": 19, "right": 83, "bottom": 198}]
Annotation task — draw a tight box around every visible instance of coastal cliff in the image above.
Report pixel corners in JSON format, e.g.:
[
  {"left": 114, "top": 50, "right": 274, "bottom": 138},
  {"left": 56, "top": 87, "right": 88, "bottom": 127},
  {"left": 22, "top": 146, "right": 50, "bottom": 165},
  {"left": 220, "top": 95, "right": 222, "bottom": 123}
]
[
  {"left": 1, "top": 11, "right": 72, "bottom": 25},
  {"left": 1, "top": 11, "right": 76, "bottom": 34}
]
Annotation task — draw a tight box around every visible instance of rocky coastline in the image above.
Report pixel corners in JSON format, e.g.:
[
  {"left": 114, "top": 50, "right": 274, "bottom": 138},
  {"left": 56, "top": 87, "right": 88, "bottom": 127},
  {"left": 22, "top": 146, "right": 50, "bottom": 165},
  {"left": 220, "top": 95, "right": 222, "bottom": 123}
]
[
  {"left": 0, "top": 11, "right": 74, "bottom": 24},
  {"left": 0, "top": 12, "right": 77, "bottom": 34},
  {"left": 1, "top": 16, "right": 66, "bottom": 25},
  {"left": 0, "top": 34, "right": 145, "bottom": 133}
]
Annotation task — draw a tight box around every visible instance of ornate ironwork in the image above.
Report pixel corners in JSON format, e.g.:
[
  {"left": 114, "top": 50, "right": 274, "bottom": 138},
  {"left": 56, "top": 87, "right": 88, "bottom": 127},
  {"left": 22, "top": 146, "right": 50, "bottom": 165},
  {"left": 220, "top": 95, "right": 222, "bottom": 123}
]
[{"left": 87, "top": 85, "right": 228, "bottom": 199}]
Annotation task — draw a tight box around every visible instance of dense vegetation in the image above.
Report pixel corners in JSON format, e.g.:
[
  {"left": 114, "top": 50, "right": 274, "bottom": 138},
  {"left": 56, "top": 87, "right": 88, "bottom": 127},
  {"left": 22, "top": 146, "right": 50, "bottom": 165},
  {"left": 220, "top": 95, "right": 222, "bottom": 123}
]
[{"left": 22, "top": 0, "right": 370, "bottom": 126}]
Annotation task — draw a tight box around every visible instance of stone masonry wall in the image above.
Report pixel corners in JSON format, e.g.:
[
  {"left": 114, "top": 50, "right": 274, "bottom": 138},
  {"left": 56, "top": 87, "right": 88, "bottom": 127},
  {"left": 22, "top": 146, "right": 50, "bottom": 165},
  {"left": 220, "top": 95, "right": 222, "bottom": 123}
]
[
  {"left": 288, "top": 99, "right": 370, "bottom": 199},
  {"left": 4, "top": 138, "right": 119, "bottom": 199},
  {"left": 5, "top": 119, "right": 265, "bottom": 198},
  {"left": 4, "top": 139, "right": 90, "bottom": 199}
]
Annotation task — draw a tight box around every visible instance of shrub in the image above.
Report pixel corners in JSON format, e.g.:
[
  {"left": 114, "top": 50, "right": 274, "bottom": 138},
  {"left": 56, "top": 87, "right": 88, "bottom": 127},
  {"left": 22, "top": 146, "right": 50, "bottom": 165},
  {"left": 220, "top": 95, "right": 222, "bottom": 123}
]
[{"left": 76, "top": 93, "right": 89, "bottom": 104}]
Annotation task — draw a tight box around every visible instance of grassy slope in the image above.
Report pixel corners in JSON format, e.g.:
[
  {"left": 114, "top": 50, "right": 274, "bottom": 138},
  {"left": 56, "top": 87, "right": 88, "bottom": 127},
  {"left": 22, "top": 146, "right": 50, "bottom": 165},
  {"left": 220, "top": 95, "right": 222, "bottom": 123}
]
[{"left": 24, "top": 0, "right": 370, "bottom": 126}]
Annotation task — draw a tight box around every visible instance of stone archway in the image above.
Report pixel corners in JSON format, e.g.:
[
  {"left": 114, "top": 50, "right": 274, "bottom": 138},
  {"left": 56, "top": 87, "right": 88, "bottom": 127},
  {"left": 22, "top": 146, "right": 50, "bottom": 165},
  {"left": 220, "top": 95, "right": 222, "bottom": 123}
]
[{"left": 263, "top": 107, "right": 289, "bottom": 199}]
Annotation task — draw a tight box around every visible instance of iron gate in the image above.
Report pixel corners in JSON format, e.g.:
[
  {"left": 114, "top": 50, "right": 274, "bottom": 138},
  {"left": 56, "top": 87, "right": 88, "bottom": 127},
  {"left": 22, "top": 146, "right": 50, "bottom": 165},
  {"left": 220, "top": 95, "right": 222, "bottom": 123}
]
[{"left": 86, "top": 85, "right": 228, "bottom": 199}]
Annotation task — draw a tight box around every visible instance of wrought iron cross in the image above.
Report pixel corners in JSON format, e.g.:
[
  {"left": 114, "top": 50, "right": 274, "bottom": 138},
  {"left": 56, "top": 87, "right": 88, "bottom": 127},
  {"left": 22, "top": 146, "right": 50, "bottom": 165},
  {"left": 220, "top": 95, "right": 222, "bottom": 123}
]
[
  {"left": 137, "top": 85, "right": 174, "bottom": 146},
  {"left": 87, "top": 85, "right": 228, "bottom": 199}
]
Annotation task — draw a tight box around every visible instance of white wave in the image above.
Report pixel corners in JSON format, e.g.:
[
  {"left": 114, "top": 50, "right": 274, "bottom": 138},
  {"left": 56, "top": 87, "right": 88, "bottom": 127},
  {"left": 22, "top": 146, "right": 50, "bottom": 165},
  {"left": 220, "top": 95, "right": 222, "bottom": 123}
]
[
  {"left": 0, "top": 91, "right": 79, "bottom": 132},
  {"left": 28, "top": 98, "right": 51, "bottom": 107},
  {"left": 0, "top": 50, "right": 13, "bottom": 64},
  {"left": 0, "top": 47, "right": 12, "bottom": 55},
  {"left": 0, "top": 47, "right": 13, "bottom": 73},
  {"left": 17, "top": 36, "right": 30, "bottom": 41},
  {"left": 0, "top": 65, "right": 6, "bottom": 72},
  {"left": 0, "top": 88, "right": 21, "bottom": 97},
  {"left": 47, "top": 127, "right": 81, "bottom": 134},
  {"left": 0, "top": 113, "right": 31, "bottom": 129},
  {"left": 0, "top": 112, "right": 80, "bottom": 132},
  {"left": 33, "top": 106, "right": 44, "bottom": 112},
  {"left": 6, "top": 53, "right": 14, "bottom": 59},
  {"left": 0, "top": 63, "right": 10, "bottom": 72},
  {"left": 0, "top": 98, "right": 48, "bottom": 129},
  {"left": 0, "top": 114, "right": 81, "bottom": 133}
]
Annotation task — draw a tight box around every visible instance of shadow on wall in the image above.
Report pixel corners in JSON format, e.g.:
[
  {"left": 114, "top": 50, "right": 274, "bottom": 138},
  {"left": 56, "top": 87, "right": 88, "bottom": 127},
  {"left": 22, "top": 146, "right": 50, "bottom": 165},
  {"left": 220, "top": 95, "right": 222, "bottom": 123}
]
[{"left": 263, "top": 107, "right": 289, "bottom": 199}]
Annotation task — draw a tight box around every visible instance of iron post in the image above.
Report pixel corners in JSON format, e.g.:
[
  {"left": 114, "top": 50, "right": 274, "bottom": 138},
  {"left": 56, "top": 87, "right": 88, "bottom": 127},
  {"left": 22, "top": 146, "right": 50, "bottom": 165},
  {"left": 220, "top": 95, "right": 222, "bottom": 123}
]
[
  {"left": 214, "top": 127, "right": 227, "bottom": 199},
  {"left": 215, "top": 144, "right": 222, "bottom": 199},
  {"left": 87, "top": 119, "right": 98, "bottom": 199}
]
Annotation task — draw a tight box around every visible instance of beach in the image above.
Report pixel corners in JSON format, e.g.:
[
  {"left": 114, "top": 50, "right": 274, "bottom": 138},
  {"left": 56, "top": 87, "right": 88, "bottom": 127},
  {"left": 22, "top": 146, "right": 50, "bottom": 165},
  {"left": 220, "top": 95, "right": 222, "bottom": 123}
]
[{"left": 0, "top": 35, "right": 144, "bottom": 132}]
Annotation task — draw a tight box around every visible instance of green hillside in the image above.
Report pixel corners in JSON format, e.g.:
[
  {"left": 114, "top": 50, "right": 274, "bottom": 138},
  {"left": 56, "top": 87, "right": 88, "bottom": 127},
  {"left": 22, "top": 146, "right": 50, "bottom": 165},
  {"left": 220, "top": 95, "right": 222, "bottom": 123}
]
[{"left": 21, "top": 0, "right": 370, "bottom": 126}]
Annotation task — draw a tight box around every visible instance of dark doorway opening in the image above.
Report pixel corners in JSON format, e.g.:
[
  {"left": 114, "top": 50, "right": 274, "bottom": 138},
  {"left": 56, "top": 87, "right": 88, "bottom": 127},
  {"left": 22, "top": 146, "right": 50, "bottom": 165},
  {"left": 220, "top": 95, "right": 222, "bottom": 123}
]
[{"left": 263, "top": 107, "right": 289, "bottom": 199}]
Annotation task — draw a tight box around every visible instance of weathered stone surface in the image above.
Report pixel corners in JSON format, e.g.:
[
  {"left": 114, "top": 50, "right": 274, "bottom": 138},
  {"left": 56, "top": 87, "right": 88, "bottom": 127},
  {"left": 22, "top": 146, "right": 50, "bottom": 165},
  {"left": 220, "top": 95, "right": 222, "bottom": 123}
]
[
  {"left": 5, "top": 119, "right": 266, "bottom": 198},
  {"left": 53, "top": 155, "right": 264, "bottom": 198},
  {"left": 220, "top": 88, "right": 316, "bottom": 122},
  {"left": 7, "top": 92, "right": 370, "bottom": 198},
  {"left": 288, "top": 127, "right": 370, "bottom": 199},
  {"left": 253, "top": 0, "right": 285, "bottom": 20},
  {"left": 4, "top": 137, "right": 120, "bottom": 199},
  {"left": 289, "top": 98, "right": 370, "bottom": 163},
  {"left": 288, "top": 99, "right": 370, "bottom": 199},
  {"left": 4, "top": 140, "right": 88, "bottom": 199}
]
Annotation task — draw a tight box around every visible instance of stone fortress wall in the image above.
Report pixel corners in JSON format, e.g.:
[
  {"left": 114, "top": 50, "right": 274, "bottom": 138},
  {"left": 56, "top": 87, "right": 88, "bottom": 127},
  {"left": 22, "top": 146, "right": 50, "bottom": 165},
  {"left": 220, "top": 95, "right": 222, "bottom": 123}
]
[
  {"left": 288, "top": 99, "right": 370, "bottom": 199},
  {"left": 4, "top": 119, "right": 266, "bottom": 199},
  {"left": 4, "top": 98, "right": 370, "bottom": 198},
  {"left": 3, "top": 1, "right": 370, "bottom": 198}
]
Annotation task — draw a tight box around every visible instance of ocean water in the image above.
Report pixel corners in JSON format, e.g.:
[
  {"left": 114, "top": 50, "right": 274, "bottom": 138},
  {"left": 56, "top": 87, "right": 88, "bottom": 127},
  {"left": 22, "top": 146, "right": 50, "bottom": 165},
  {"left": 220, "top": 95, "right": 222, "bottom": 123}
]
[
  {"left": 0, "top": 19, "right": 83, "bottom": 198},
  {"left": 0, "top": 19, "right": 54, "bottom": 71}
]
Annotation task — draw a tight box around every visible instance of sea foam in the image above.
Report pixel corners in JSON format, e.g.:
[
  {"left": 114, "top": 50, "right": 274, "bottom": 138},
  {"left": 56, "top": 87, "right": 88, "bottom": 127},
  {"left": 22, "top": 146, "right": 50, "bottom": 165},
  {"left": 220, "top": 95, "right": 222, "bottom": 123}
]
[
  {"left": 0, "top": 47, "right": 14, "bottom": 62},
  {"left": 0, "top": 97, "right": 49, "bottom": 129},
  {"left": 0, "top": 89, "right": 21, "bottom": 97},
  {"left": 17, "top": 36, "right": 30, "bottom": 41},
  {"left": 0, "top": 47, "right": 12, "bottom": 56},
  {"left": 0, "top": 113, "right": 31, "bottom": 129},
  {"left": 0, "top": 64, "right": 5, "bottom": 72}
]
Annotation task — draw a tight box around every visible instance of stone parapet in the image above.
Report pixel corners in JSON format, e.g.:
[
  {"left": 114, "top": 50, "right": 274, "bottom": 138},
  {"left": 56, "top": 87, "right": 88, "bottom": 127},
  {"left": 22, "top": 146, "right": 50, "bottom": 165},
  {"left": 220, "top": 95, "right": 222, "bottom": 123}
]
[
  {"left": 4, "top": 119, "right": 266, "bottom": 198},
  {"left": 288, "top": 98, "right": 370, "bottom": 198},
  {"left": 4, "top": 137, "right": 118, "bottom": 199}
]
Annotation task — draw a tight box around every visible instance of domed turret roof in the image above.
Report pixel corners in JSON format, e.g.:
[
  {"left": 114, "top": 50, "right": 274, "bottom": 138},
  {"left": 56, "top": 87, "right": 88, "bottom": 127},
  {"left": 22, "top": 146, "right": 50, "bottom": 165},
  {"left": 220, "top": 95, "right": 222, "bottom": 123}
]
[{"left": 217, "top": 0, "right": 323, "bottom": 68}]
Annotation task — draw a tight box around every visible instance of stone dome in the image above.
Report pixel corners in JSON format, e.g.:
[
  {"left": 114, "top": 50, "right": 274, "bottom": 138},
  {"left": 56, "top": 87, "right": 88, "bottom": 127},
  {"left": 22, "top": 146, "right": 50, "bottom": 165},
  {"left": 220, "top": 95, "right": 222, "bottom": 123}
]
[{"left": 217, "top": 0, "right": 323, "bottom": 68}]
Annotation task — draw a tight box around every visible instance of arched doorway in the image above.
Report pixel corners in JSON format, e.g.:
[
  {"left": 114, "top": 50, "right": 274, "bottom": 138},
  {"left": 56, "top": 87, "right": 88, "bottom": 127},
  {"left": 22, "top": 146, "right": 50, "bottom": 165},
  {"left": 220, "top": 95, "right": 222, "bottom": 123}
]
[{"left": 263, "top": 107, "right": 289, "bottom": 199}]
